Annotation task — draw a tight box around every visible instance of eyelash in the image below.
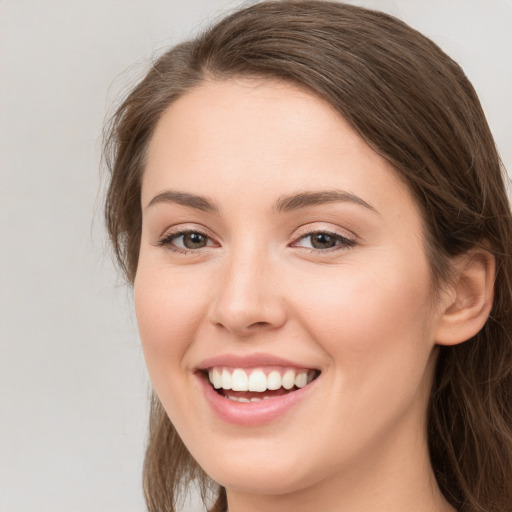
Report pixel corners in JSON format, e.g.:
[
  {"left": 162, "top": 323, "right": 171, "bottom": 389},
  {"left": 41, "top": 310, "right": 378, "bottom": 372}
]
[
  {"left": 156, "top": 228, "right": 356, "bottom": 255},
  {"left": 156, "top": 229, "right": 215, "bottom": 254},
  {"left": 291, "top": 229, "right": 356, "bottom": 253}
]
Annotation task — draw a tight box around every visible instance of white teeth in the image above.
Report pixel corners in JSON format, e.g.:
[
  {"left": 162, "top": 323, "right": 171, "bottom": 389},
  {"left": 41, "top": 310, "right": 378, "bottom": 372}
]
[
  {"left": 295, "top": 371, "right": 308, "bottom": 388},
  {"left": 207, "top": 367, "right": 316, "bottom": 393},
  {"left": 231, "top": 369, "right": 249, "bottom": 391},
  {"left": 227, "top": 395, "right": 251, "bottom": 403},
  {"left": 267, "top": 370, "right": 282, "bottom": 390},
  {"left": 282, "top": 369, "right": 295, "bottom": 390},
  {"left": 212, "top": 368, "right": 222, "bottom": 389},
  {"left": 221, "top": 368, "right": 232, "bottom": 389},
  {"left": 248, "top": 370, "right": 267, "bottom": 392}
]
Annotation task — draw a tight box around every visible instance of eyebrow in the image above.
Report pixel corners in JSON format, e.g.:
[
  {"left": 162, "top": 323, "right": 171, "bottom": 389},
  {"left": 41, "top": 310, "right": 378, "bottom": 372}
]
[
  {"left": 274, "top": 190, "right": 378, "bottom": 214},
  {"left": 146, "top": 189, "right": 377, "bottom": 214},
  {"left": 146, "top": 190, "right": 219, "bottom": 213}
]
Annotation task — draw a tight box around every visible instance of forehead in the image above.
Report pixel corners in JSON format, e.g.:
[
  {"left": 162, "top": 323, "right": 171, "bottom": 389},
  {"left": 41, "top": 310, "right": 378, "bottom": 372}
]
[{"left": 142, "top": 78, "right": 417, "bottom": 221}]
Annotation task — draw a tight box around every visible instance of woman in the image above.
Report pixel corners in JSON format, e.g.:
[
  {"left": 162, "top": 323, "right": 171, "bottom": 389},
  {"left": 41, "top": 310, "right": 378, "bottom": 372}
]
[{"left": 103, "top": 1, "right": 512, "bottom": 511}]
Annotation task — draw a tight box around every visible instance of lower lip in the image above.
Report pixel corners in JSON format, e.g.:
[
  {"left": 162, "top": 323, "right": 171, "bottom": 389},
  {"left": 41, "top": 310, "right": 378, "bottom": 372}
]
[{"left": 197, "top": 373, "right": 317, "bottom": 426}]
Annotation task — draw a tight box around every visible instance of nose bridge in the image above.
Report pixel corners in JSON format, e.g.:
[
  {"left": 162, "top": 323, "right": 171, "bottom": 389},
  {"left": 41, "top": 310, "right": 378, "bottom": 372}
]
[{"left": 210, "top": 239, "right": 286, "bottom": 335}]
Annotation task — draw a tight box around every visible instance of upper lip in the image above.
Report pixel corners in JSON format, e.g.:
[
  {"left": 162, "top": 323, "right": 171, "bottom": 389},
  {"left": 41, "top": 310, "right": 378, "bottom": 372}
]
[{"left": 196, "top": 352, "right": 319, "bottom": 371}]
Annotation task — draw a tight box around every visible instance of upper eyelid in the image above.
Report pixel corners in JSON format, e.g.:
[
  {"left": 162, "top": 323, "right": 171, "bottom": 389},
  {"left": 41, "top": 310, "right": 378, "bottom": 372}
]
[
  {"left": 155, "top": 223, "right": 357, "bottom": 246},
  {"left": 156, "top": 231, "right": 354, "bottom": 255},
  {"left": 291, "top": 232, "right": 356, "bottom": 248},
  {"left": 292, "top": 224, "right": 356, "bottom": 241},
  {"left": 155, "top": 230, "right": 219, "bottom": 255},
  {"left": 163, "top": 230, "right": 211, "bottom": 241},
  {"left": 158, "top": 223, "right": 215, "bottom": 240},
  {"left": 154, "top": 227, "right": 217, "bottom": 250}
]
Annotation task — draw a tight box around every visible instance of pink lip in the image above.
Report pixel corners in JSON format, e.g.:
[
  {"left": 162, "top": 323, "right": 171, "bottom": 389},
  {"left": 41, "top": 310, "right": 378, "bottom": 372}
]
[
  {"left": 197, "top": 352, "right": 315, "bottom": 370},
  {"left": 195, "top": 368, "right": 318, "bottom": 427}
]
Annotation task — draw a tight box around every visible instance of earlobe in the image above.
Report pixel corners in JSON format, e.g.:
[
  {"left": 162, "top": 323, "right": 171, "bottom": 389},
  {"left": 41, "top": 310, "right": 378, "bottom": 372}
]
[{"left": 435, "top": 247, "right": 495, "bottom": 346}]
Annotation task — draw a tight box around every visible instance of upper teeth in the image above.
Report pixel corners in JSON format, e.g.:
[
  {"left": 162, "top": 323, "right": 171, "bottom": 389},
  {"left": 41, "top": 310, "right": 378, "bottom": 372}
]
[{"left": 207, "top": 367, "right": 314, "bottom": 392}]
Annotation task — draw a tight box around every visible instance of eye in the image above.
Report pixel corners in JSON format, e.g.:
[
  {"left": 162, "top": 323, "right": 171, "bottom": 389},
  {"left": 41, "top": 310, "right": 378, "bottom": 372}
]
[
  {"left": 292, "top": 230, "right": 355, "bottom": 251},
  {"left": 156, "top": 230, "right": 216, "bottom": 253}
]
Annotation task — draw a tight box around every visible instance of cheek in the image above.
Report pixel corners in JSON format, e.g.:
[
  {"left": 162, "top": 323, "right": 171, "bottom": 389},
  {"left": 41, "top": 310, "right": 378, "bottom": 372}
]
[
  {"left": 134, "top": 265, "right": 209, "bottom": 380},
  {"left": 290, "top": 254, "right": 435, "bottom": 382},
  {"left": 281, "top": 257, "right": 437, "bottom": 462}
]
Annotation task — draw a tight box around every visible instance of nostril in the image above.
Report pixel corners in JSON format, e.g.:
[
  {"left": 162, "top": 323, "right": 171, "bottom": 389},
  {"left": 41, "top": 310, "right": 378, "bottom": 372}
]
[{"left": 249, "top": 321, "right": 270, "bottom": 328}]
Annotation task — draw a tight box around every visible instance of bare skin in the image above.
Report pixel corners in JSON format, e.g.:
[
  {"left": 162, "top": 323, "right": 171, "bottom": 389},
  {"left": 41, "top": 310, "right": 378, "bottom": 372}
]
[{"left": 135, "top": 79, "right": 492, "bottom": 512}]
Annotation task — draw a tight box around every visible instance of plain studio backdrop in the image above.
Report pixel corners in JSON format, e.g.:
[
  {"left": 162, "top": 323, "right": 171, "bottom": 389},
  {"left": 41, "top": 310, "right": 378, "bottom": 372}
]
[{"left": 0, "top": 1, "right": 510, "bottom": 511}]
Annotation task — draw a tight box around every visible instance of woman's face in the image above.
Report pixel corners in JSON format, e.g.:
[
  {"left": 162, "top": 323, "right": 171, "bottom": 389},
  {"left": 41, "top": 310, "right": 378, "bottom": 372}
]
[{"left": 135, "top": 79, "right": 444, "bottom": 496}]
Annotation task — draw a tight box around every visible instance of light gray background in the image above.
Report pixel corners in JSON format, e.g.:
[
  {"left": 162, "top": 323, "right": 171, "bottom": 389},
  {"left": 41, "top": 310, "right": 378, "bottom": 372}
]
[{"left": 1, "top": 1, "right": 510, "bottom": 511}]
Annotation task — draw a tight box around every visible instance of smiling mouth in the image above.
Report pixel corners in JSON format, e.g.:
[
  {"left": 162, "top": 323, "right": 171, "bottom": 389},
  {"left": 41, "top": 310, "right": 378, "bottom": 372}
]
[{"left": 204, "top": 366, "right": 320, "bottom": 403}]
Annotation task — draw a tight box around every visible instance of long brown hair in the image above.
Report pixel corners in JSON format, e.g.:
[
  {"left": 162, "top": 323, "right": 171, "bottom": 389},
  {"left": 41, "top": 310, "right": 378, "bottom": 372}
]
[{"left": 103, "top": 2, "right": 512, "bottom": 511}]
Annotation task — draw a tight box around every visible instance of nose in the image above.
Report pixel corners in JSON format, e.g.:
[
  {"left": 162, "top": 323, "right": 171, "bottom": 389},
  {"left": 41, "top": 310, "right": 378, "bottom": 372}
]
[{"left": 208, "top": 246, "right": 288, "bottom": 336}]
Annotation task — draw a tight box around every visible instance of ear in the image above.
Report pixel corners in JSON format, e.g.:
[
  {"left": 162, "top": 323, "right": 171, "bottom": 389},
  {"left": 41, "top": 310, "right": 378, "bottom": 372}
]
[{"left": 435, "top": 247, "right": 495, "bottom": 346}]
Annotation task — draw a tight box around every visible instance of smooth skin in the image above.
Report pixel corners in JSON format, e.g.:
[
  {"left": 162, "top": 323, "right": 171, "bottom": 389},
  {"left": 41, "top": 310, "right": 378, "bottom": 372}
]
[{"left": 135, "top": 79, "right": 494, "bottom": 512}]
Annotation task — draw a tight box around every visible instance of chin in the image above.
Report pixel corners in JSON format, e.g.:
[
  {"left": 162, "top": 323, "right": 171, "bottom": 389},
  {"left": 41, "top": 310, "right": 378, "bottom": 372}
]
[
  {"left": 211, "top": 467, "right": 309, "bottom": 496},
  {"left": 192, "top": 442, "right": 323, "bottom": 496}
]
